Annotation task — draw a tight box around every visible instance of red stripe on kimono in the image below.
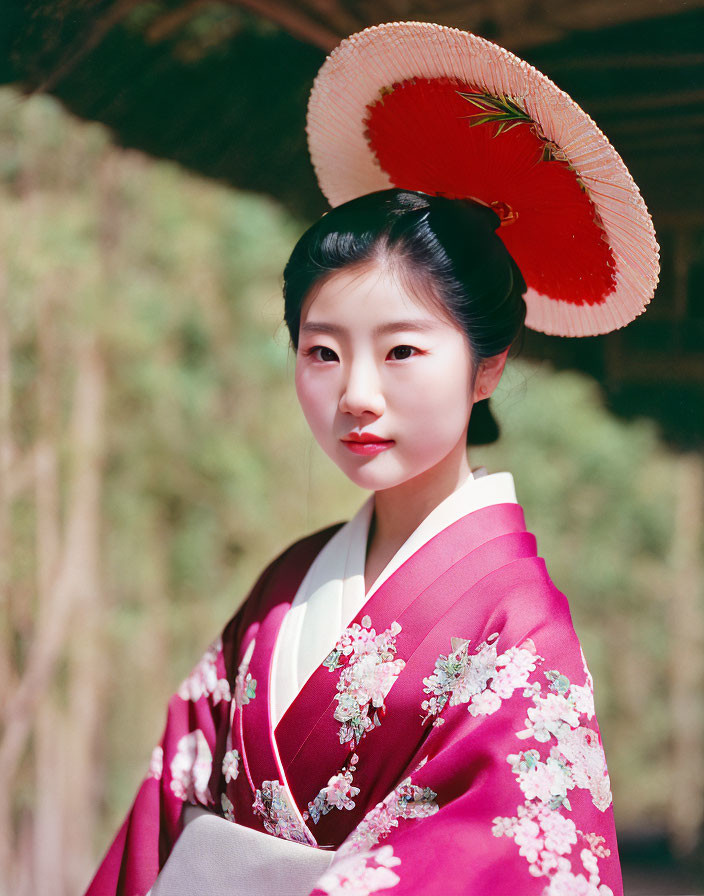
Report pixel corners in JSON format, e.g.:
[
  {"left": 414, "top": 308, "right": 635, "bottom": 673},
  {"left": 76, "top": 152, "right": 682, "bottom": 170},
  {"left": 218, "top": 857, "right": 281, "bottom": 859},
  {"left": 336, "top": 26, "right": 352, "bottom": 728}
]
[{"left": 85, "top": 503, "right": 622, "bottom": 896}]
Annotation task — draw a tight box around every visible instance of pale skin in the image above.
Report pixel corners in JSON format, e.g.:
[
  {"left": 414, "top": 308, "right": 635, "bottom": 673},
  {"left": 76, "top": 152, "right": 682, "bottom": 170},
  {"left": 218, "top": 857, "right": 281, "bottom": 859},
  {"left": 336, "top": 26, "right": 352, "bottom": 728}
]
[{"left": 294, "top": 257, "right": 509, "bottom": 593}]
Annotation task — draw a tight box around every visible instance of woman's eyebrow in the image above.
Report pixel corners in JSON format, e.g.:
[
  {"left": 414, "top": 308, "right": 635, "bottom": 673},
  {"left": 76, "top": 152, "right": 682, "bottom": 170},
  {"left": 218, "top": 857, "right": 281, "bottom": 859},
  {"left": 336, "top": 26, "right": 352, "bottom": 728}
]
[{"left": 300, "top": 319, "right": 440, "bottom": 336}]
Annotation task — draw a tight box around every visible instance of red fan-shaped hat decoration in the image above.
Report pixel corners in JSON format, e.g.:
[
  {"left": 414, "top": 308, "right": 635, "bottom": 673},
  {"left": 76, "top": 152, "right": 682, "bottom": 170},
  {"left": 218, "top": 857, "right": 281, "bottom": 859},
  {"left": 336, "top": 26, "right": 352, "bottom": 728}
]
[{"left": 306, "top": 21, "right": 660, "bottom": 337}]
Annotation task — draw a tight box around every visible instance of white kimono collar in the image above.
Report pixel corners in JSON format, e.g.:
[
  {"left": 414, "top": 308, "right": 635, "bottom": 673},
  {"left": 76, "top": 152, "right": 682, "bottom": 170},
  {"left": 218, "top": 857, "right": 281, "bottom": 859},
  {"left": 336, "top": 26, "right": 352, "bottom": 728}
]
[{"left": 271, "top": 469, "right": 517, "bottom": 728}]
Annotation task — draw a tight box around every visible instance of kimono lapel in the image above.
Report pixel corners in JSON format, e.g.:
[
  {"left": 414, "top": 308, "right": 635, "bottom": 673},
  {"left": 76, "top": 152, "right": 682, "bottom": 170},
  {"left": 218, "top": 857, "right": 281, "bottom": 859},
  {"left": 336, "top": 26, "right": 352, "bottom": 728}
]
[
  {"left": 277, "top": 502, "right": 527, "bottom": 763},
  {"left": 275, "top": 503, "right": 531, "bottom": 838},
  {"left": 236, "top": 525, "right": 342, "bottom": 842}
]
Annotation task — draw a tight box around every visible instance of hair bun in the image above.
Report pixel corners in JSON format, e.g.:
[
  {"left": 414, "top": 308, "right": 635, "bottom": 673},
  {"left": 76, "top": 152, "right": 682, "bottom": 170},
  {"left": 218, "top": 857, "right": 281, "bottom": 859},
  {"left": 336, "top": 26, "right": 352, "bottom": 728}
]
[
  {"left": 456, "top": 197, "right": 502, "bottom": 232},
  {"left": 467, "top": 398, "right": 500, "bottom": 445}
]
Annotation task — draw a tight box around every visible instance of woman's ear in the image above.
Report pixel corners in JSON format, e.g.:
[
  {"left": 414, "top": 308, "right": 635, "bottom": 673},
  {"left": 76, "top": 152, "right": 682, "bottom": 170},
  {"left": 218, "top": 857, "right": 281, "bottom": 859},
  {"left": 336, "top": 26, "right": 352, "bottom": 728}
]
[{"left": 473, "top": 348, "right": 510, "bottom": 402}]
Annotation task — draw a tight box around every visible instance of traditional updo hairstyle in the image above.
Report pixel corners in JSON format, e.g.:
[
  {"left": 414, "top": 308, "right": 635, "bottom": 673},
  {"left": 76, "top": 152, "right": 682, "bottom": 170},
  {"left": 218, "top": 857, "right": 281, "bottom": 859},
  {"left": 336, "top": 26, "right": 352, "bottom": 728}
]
[{"left": 282, "top": 189, "right": 527, "bottom": 445}]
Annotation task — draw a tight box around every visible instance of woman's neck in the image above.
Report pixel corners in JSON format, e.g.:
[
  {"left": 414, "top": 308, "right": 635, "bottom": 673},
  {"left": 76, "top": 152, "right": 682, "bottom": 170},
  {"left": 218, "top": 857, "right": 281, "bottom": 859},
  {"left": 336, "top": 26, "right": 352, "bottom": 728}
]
[{"left": 366, "top": 445, "right": 472, "bottom": 568}]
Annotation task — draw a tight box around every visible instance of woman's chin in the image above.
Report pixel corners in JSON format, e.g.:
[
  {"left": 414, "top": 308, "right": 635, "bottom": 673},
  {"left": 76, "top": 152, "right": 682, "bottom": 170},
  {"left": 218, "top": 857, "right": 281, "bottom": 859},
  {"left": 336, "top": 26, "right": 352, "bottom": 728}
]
[{"left": 333, "top": 456, "right": 413, "bottom": 493}]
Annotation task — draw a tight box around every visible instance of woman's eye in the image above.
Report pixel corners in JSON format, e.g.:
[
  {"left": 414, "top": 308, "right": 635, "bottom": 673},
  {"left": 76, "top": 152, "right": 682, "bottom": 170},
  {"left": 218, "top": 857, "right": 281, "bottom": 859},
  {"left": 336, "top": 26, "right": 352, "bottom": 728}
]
[
  {"left": 387, "top": 345, "right": 418, "bottom": 361},
  {"left": 307, "top": 345, "right": 339, "bottom": 362}
]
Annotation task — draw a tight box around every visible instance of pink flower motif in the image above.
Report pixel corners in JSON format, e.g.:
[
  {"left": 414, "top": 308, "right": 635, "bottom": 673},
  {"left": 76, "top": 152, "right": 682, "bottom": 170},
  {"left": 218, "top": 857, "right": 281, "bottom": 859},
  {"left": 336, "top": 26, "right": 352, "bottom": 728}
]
[
  {"left": 177, "top": 638, "right": 231, "bottom": 704},
  {"left": 545, "top": 870, "right": 609, "bottom": 896},
  {"left": 317, "top": 846, "right": 401, "bottom": 896},
  {"left": 330, "top": 618, "right": 405, "bottom": 747},
  {"left": 367, "top": 659, "right": 406, "bottom": 707},
  {"left": 491, "top": 816, "right": 516, "bottom": 837},
  {"left": 491, "top": 644, "right": 540, "bottom": 698},
  {"left": 252, "top": 780, "right": 314, "bottom": 844},
  {"left": 327, "top": 773, "right": 359, "bottom": 809},
  {"left": 513, "top": 815, "right": 543, "bottom": 865},
  {"left": 581, "top": 833, "right": 611, "bottom": 859},
  {"left": 222, "top": 749, "right": 240, "bottom": 783},
  {"left": 221, "top": 793, "right": 235, "bottom": 822},
  {"left": 558, "top": 726, "right": 612, "bottom": 811},
  {"left": 342, "top": 776, "right": 437, "bottom": 854},
  {"left": 169, "top": 730, "right": 212, "bottom": 805},
  {"left": 469, "top": 688, "right": 502, "bottom": 716},
  {"left": 491, "top": 651, "right": 616, "bottom": 894},
  {"left": 539, "top": 808, "right": 578, "bottom": 855},
  {"left": 519, "top": 693, "right": 580, "bottom": 742},
  {"left": 148, "top": 745, "right": 163, "bottom": 780},
  {"left": 569, "top": 682, "right": 595, "bottom": 718}
]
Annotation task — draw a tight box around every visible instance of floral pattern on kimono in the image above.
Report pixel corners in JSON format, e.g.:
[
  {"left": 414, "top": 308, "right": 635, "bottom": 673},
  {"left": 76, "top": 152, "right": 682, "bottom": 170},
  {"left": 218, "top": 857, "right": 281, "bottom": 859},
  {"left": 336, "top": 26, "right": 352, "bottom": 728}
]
[
  {"left": 421, "top": 632, "right": 540, "bottom": 724},
  {"left": 169, "top": 729, "right": 213, "bottom": 804},
  {"left": 323, "top": 615, "right": 405, "bottom": 748},
  {"left": 252, "top": 780, "right": 315, "bottom": 844},
  {"left": 315, "top": 845, "right": 402, "bottom": 896},
  {"left": 86, "top": 509, "right": 622, "bottom": 896},
  {"left": 222, "top": 748, "right": 240, "bottom": 783},
  {"left": 422, "top": 632, "right": 614, "bottom": 891},
  {"left": 300, "top": 616, "right": 406, "bottom": 829},
  {"left": 340, "top": 773, "right": 439, "bottom": 854},
  {"left": 492, "top": 653, "right": 615, "bottom": 894},
  {"left": 234, "top": 639, "right": 257, "bottom": 707},
  {"left": 306, "top": 754, "right": 361, "bottom": 824},
  {"left": 310, "top": 621, "right": 619, "bottom": 896},
  {"left": 177, "top": 636, "right": 231, "bottom": 704}
]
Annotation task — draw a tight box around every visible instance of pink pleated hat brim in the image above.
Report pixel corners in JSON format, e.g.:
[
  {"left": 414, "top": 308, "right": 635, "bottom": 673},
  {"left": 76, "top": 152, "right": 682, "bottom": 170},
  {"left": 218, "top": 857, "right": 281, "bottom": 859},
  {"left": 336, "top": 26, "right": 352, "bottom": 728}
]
[{"left": 306, "top": 21, "right": 660, "bottom": 338}]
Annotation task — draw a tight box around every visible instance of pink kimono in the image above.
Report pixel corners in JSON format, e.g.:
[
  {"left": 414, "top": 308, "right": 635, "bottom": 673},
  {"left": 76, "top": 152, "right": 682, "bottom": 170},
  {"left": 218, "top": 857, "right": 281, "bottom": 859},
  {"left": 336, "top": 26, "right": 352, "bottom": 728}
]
[{"left": 85, "top": 501, "right": 622, "bottom": 896}]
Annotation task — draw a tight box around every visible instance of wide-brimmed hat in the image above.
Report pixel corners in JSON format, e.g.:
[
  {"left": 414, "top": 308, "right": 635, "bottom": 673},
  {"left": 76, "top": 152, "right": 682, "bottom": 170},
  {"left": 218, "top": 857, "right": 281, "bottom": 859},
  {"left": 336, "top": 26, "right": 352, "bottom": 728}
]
[{"left": 306, "top": 21, "right": 660, "bottom": 337}]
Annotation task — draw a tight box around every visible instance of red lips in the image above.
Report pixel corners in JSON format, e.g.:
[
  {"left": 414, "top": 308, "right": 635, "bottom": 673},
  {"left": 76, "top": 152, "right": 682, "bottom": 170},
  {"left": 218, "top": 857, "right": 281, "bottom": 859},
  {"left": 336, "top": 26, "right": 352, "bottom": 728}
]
[{"left": 343, "top": 432, "right": 392, "bottom": 443}]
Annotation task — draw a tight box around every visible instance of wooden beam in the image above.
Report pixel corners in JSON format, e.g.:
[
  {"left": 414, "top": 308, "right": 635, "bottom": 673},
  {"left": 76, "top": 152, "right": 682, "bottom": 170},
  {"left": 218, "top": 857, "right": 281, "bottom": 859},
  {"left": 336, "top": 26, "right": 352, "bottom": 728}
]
[
  {"left": 145, "top": 0, "right": 215, "bottom": 43},
  {"left": 32, "top": 0, "right": 143, "bottom": 93},
  {"left": 228, "top": 0, "right": 349, "bottom": 49},
  {"left": 547, "top": 0, "right": 704, "bottom": 31}
]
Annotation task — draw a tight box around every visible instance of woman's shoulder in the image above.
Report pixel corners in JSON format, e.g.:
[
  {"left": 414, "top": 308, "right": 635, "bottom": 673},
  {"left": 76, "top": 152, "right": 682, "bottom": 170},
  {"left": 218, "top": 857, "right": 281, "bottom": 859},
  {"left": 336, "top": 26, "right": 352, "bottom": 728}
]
[
  {"left": 270, "top": 520, "right": 347, "bottom": 573},
  {"left": 239, "top": 520, "right": 347, "bottom": 605},
  {"left": 220, "top": 520, "right": 347, "bottom": 654}
]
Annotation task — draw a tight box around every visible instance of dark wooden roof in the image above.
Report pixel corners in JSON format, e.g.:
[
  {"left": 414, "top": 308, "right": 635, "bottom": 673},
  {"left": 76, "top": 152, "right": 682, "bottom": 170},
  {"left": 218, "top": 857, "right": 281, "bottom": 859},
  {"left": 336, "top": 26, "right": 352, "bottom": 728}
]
[{"left": 6, "top": 1, "right": 704, "bottom": 447}]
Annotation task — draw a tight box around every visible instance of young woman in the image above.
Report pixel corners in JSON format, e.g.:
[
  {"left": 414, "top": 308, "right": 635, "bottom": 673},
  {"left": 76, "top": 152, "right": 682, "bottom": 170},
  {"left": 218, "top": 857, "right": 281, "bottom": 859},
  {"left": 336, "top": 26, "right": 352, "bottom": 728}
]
[
  {"left": 86, "top": 17, "right": 661, "bottom": 895},
  {"left": 85, "top": 189, "right": 624, "bottom": 896}
]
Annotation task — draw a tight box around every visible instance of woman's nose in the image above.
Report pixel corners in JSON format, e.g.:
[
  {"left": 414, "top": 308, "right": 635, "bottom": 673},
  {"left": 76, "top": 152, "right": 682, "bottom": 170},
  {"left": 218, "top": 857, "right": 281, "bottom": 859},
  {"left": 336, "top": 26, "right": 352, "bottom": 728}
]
[{"left": 339, "top": 361, "right": 385, "bottom": 418}]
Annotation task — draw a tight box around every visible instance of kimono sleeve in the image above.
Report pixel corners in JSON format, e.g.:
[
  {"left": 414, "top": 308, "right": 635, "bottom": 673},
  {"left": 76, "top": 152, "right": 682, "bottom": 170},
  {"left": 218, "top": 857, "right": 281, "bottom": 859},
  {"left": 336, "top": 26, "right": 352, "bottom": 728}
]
[
  {"left": 84, "top": 607, "right": 245, "bottom": 896},
  {"left": 309, "top": 630, "right": 623, "bottom": 896}
]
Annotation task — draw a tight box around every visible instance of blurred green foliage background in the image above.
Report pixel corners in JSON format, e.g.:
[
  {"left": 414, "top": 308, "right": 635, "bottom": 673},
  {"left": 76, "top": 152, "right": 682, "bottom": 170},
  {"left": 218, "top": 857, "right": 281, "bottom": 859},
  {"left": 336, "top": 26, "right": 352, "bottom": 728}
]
[{"left": 0, "top": 86, "right": 700, "bottom": 896}]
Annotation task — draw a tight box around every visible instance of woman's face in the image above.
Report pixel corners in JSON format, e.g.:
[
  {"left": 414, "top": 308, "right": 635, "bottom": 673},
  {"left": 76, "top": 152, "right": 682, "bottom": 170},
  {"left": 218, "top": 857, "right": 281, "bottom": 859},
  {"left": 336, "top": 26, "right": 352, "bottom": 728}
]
[{"left": 295, "top": 261, "right": 481, "bottom": 493}]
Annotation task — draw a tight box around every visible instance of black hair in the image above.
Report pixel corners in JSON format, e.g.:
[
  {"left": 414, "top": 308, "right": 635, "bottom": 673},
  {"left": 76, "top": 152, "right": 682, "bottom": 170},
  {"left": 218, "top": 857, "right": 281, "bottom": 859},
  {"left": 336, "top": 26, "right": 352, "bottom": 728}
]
[{"left": 282, "top": 189, "right": 527, "bottom": 445}]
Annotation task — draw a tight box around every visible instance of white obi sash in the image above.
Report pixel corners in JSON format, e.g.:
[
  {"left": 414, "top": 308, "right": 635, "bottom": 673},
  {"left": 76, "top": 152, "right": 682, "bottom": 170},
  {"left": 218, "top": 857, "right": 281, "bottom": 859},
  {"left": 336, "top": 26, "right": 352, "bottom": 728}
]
[{"left": 148, "top": 805, "right": 335, "bottom": 895}]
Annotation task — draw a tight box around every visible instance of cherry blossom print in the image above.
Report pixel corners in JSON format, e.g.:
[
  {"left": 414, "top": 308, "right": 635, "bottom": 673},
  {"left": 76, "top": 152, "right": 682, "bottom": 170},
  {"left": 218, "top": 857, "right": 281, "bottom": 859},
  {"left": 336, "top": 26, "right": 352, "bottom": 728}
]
[
  {"left": 324, "top": 616, "right": 405, "bottom": 747},
  {"left": 169, "top": 730, "right": 213, "bottom": 805},
  {"left": 234, "top": 639, "right": 257, "bottom": 708},
  {"left": 221, "top": 748, "right": 240, "bottom": 784},
  {"left": 148, "top": 745, "right": 163, "bottom": 780},
  {"left": 221, "top": 793, "right": 235, "bottom": 822},
  {"left": 306, "top": 754, "right": 361, "bottom": 824},
  {"left": 491, "top": 660, "right": 615, "bottom": 893},
  {"left": 421, "top": 634, "right": 541, "bottom": 725},
  {"left": 316, "top": 845, "right": 401, "bottom": 896},
  {"left": 252, "top": 780, "right": 316, "bottom": 845},
  {"left": 507, "top": 749, "right": 571, "bottom": 809},
  {"left": 341, "top": 776, "right": 439, "bottom": 855},
  {"left": 177, "top": 636, "right": 231, "bottom": 705},
  {"left": 517, "top": 692, "right": 581, "bottom": 743},
  {"left": 556, "top": 727, "right": 612, "bottom": 812}
]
